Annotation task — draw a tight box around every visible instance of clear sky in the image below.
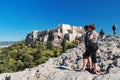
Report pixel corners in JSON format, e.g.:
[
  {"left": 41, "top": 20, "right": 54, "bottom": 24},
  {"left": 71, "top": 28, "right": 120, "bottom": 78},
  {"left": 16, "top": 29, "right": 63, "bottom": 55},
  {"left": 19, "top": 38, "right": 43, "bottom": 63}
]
[{"left": 0, "top": 0, "right": 120, "bottom": 41}]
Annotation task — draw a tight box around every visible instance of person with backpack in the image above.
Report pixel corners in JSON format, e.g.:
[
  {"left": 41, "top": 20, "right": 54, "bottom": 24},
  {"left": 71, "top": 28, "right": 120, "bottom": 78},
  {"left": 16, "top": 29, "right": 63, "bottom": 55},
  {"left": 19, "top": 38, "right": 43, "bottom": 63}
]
[
  {"left": 87, "top": 24, "right": 99, "bottom": 74},
  {"left": 80, "top": 25, "right": 93, "bottom": 72}
]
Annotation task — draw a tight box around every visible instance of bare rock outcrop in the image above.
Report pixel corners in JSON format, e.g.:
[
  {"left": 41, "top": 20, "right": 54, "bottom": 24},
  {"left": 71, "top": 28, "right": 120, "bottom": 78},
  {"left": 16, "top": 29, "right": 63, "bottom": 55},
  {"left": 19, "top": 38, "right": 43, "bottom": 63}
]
[{"left": 0, "top": 36, "right": 120, "bottom": 80}]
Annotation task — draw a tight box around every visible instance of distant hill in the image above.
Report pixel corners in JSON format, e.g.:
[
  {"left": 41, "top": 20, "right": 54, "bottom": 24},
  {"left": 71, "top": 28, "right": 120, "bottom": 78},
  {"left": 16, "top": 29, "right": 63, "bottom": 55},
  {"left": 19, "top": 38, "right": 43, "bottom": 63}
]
[{"left": 0, "top": 41, "right": 17, "bottom": 47}]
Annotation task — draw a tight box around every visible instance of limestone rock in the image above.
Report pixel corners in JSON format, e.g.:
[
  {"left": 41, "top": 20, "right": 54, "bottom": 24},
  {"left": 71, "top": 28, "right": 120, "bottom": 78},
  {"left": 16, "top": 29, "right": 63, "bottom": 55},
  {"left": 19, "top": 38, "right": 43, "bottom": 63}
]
[{"left": 0, "top": 36, "right": 120, "bottom": 80}]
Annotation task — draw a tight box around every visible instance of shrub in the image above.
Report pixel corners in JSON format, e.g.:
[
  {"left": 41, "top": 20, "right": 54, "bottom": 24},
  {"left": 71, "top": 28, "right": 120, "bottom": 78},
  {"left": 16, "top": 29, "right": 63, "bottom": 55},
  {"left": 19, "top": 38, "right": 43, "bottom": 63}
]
[
  {"left": 106, "top": 34, "right": 111, "bottom": 38},
  {"left": 61, "top": 38, "right": 67, "bottom": 53},
  {"left": 67, "top": 42, "right": 77, "bottom": 49}
]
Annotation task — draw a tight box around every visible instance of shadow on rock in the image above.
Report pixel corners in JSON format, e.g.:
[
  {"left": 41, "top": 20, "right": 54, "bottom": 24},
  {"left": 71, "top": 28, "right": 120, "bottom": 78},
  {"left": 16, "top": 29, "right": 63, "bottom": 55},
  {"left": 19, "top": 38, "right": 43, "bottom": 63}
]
[{"left": 55, "top": 66, "right": 70, "bottom": 70}]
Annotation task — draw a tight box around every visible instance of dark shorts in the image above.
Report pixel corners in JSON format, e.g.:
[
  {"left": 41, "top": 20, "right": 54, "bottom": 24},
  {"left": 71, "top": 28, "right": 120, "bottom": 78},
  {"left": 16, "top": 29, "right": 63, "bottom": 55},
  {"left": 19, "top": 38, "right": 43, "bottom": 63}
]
[
  {"left": 83, "top": 48, "right": 97, "bottom": 63},
  {"left": 91, "top": 51, "right": 97, "bottom": 63},
  {"left": 83, "top": 48, "right": 91, "bottom": 59}
]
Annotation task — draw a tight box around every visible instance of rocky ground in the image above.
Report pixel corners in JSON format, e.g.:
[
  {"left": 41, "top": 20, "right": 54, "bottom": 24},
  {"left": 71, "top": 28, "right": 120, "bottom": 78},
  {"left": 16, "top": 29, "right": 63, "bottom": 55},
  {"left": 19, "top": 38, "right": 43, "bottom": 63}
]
[{"left": 0, "top": 36, "right": 120, "bottom": 80}]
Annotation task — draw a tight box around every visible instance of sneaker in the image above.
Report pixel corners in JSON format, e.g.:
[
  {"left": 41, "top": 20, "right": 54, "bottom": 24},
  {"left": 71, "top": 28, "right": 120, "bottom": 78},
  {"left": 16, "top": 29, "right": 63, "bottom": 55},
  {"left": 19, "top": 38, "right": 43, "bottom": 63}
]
[
  {"left": 86, "top": 68, "right": 93, "bottom": 73},
  {"left": 91, "top": 70, "right": 100, "bottom": 74},
  {"left": 79, "top": 68, "right": 85, "bottom": 72}
]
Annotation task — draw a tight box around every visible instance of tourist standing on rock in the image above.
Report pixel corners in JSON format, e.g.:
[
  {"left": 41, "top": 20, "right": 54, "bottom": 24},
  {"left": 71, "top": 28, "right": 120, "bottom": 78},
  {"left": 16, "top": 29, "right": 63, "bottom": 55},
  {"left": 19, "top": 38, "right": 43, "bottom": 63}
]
[
  {"left": 112, "top": 24, "right": 117, "bottom": 37},
  {"left": 99, "top": 29, "right": 105, "bottom": 40},
  {"left": 87, "top": 24, "right": 99, "bottom": 74},
  {"left": 80, "top": 25, "right": 92, "bottom": 72}
]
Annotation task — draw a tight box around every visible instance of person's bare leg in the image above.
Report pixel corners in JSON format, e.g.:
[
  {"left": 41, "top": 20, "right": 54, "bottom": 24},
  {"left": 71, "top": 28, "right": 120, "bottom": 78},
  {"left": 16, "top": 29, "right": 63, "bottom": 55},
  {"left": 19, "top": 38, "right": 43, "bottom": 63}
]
[
  {"left": 94, "top": 63, "right": 97, "bottom": 71},
  {"left": 83, "top": 59, "right": 88, "bottom": 69},
  {"left": 93, "top": 63, "right": 98, "bottom": 73},
  {"left": 88, "top": 57, "right": 93, "bottom": 69}
]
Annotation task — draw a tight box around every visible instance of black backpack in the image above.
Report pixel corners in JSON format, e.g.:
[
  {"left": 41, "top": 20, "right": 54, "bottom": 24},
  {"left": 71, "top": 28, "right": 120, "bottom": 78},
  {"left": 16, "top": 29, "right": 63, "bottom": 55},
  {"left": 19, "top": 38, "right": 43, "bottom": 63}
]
[
  {"left": 88, "top": 42, "right": 98, "bottom": 52},
  {"left": 87, "top": 32, "right": 99, "bottom": 52}
]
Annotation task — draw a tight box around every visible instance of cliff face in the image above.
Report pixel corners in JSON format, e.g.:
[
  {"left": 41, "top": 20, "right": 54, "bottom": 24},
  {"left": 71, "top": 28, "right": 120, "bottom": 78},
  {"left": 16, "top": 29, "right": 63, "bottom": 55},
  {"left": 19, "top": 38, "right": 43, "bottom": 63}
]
[
  {"left": 25, "top": 24, "right": 84, "bottom": 46},
  {"left": 0, "top": 36, "right": 120, "bottom": 80}
]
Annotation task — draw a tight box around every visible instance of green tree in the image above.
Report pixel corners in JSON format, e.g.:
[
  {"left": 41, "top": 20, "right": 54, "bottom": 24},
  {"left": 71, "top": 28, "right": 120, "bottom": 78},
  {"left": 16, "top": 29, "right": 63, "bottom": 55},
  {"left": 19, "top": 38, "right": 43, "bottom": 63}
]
[
  {"left": 16, "top": 60, "right": 24, "bottom": 71},
  {"left": 61, "top": 38, "right": 67, "bottom": 53},
  {"left": 66, "top": 42, "right": 76, "bottom": 49},
  {"left": 0, "top": 40, "right": 63, "bottom": 73},
  {"left": 47, "top": 41, "right": 54, "bottom": 49}
]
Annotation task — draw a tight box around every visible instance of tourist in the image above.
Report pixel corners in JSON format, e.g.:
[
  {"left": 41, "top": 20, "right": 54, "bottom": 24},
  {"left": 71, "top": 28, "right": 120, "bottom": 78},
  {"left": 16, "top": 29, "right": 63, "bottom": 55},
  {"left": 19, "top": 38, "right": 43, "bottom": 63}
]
[
  {"left": 80, "top": 25, "right": 92, "bottom": 72},
  {"left": 112, "top": 24, "right": 117, "bottom": 37},
  {"left": 99, "top": 29, "right": 105, "bottom": 40},
  {"left": 88, "top": 24, "right": 99, "bottom": 74}
]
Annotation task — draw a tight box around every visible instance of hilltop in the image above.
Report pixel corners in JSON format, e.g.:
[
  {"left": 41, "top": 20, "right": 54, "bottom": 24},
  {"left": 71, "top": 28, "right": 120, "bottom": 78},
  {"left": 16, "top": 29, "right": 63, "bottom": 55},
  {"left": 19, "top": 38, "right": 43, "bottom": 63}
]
[
  {"left": 0, "top": 36, "right": 120, "bottom": 80},
  {"left": 0, "top": 24, "right": 84, "bottom": 74}
]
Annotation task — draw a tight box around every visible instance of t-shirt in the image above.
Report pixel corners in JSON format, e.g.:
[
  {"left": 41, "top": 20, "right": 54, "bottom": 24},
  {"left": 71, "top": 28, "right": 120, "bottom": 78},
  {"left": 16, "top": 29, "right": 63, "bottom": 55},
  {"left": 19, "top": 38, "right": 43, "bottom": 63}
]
[
  {"left": 91, "top": 30, "right": 98, "bottom": 43},
  {"left": 84, "top": 31, "right": 91, "bottom": 48},
  {"left": 84, "top": 30, "right": 98, "bottom": 48}
]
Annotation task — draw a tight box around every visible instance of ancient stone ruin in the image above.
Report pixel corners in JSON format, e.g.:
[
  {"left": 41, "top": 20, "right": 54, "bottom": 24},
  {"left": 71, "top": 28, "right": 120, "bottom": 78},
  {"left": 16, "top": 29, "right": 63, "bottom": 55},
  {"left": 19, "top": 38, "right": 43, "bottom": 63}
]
[{"left": 25, "top": 24, "right": 84, "bottom": 46}]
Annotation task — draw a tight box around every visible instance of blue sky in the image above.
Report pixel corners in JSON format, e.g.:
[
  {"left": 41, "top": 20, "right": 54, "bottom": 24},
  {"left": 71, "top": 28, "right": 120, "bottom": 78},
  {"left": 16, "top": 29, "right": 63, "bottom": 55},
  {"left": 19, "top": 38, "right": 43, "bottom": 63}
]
[{"left": 0, "top": 0, "right": 120, "bottom": 41}]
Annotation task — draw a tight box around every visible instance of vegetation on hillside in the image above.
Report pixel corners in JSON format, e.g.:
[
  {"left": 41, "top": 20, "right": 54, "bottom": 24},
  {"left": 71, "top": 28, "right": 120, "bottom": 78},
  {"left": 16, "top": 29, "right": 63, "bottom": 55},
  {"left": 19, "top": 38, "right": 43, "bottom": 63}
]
[
  {"left": 0, "top": 39, "right": 81, "bottom": 73},
  {"left": 0, "top": 40, "right": 62, "bottom": 73}
]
